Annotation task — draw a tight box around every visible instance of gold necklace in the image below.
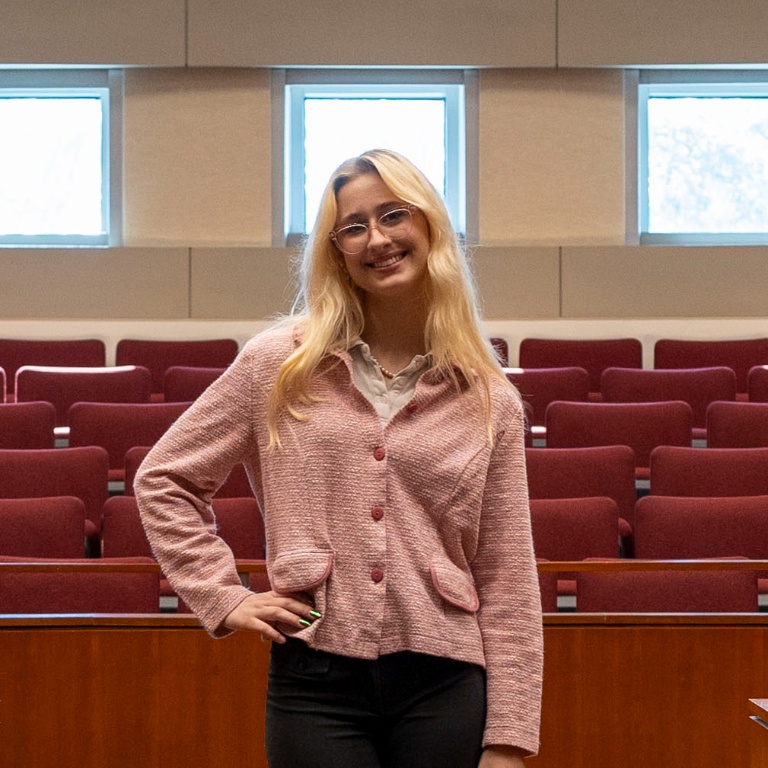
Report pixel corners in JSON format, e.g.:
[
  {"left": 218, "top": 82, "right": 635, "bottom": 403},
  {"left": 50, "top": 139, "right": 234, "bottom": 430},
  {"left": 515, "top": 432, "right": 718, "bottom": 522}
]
[{"left": 369, "top": 354, "right": 397, "bottom": 379}]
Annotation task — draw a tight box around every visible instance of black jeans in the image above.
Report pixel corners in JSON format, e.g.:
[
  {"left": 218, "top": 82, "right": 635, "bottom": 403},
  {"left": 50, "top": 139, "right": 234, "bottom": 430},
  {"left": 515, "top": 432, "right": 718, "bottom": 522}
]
[{"left": 265, "top": 639, "right": 486, "bottom": 768}]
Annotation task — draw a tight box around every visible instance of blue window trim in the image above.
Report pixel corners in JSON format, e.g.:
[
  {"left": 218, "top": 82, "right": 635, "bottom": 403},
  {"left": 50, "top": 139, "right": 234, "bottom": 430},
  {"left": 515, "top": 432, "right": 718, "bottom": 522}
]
[
  {"left": 276, "top": 69, "right": 474, "bottom": 246},
  {"left": 638, "top": 69, "right": 768, "bottom": 246},
  {"left": 0, "top": 69, "right": 122, "bottom": 248}
]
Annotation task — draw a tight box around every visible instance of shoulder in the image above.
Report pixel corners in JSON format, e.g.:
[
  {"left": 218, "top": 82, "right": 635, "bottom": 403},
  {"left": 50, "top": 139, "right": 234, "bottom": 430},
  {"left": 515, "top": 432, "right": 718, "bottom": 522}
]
[
  {"left": 487, "top": 372, "right": 526, "bottom": 423},
  {"left": 240, "top": 319, "right": 303, "bottom": 367}
]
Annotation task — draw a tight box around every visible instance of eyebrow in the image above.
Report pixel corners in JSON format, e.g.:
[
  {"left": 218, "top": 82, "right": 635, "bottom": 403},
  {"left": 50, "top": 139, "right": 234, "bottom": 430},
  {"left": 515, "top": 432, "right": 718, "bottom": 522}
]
[{"left": 337, "top": 200, "right": 405, "bottom": 226}]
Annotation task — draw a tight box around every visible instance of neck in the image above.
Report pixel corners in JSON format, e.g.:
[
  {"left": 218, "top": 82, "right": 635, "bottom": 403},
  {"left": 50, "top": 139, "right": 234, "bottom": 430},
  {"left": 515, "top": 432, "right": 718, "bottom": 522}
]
[{"left": 361, "top": 295, "right": 428, "bottom": 368}]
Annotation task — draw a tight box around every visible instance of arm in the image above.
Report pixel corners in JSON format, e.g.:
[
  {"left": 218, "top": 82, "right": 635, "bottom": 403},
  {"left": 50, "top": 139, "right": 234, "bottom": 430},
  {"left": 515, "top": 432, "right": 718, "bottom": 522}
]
[
  {"left": 471, "top": 395, "right": 543, "bottom": 755},
  {"left": 479, "top": 745, "right": 528, "bottom": 768}
]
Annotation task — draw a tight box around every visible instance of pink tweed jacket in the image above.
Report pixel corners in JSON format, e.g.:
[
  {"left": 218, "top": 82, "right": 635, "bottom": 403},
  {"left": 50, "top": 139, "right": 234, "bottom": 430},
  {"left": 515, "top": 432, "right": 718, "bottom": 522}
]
[{"left": 135, "top": 325, "right": 543, "bottom": 754}]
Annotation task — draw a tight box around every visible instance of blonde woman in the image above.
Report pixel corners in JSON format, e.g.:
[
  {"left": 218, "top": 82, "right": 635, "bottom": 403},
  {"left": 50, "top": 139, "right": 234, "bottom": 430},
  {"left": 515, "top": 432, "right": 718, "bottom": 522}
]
[{"left": 136, "top": 149, "right": 542, "bottom": 768}]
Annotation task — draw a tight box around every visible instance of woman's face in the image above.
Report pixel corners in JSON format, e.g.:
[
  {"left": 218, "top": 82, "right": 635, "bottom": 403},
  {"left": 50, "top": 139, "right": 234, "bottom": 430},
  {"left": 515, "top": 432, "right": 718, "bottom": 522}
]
[{"left": 332, "top": 172, "right": 431, "bottom": 302}]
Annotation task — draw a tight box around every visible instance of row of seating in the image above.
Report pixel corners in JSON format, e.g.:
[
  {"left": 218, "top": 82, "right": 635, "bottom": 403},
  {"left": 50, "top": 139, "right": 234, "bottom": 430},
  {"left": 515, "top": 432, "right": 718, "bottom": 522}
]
[{"left": 0, "top": 337, "right": 238, "bottom": 401}]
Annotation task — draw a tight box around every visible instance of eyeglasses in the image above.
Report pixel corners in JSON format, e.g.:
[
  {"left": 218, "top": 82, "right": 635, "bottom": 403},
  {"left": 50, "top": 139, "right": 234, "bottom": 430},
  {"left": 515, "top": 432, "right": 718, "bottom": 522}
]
[{"left": 330, "top": 205, "right": 415, "bottom": 255}]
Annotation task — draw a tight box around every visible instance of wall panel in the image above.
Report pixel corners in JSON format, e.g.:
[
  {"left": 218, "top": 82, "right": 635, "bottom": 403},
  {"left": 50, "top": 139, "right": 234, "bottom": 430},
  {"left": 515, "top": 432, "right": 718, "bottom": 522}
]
[
  {"left": 478, "top": 69, "right": 626, "bottom": 245},
  {"left": 559, "top": 0, "right": 768, "bottom": 67},
  {"left": 187, "top": 0, "right": 556, "bottom": 67},
  {"left": 0, "top": 0, "right": 185, "bottom": 66},
  {"left": 0, "top": 248, "right": 189, "bottom": 319},
  {"left": 562, "top": 246, "right": 768, "bottom": 318}
]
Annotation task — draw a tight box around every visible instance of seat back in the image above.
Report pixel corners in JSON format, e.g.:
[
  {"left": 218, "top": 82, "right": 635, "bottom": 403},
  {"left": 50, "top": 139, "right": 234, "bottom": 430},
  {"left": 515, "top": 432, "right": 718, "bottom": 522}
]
[
  {"left": 0, "top": 557, "right": 159, "bottom": 613},
  {"left": 529, "top": 497, "right": 620, "bottom": 561},
  {"left": 545, "top": 400, "right": 693, "bottom": 473},
  {"left": 635, "top": 494, "right": 768, "bottom": 560},
  {"left": 601, "top": 366, "right": 736, "bottom": 429},
  {"left": 650, "top": 445, "right": 768, "bottom": 497},
  {"left": 124, "top": 446, "right": 253, "bottom": 498},
  {"left": 489, "top": 337, "right": 509, "bottom": 366},
  {"left": 68, "top": 401, "right": 190, "bottom": 474},
  {"left": 504, "top": 367, "right": 590, "bottom": 426},
  {"left": 15, "top": 365, "right": 153, "bottom": 427},
  {"left": 116, "top": 339, "right": 239, "bottom": 396},
  {"left": 575, "top": 568, "right": 759, "bottom": 613},
  {"left": 0, "top": 338, "right": 106, "bottom": 399},
  {"left": 0, "top": 401, "right": 56, "bottom": 449},
  {"left": 0, "top": 496, "right": 86, "bottom": 558},
  {"left": 525, "top": 445, "right": 637, "bottom": 537},
  {"left": 163, "top": 366, "right": 226, "bottom": 403},
  {"left": 706, "top": 401, "right": 768, "bottom": 448},
  {"left": 0, "top": 447, "right": 109, "bottom": 539},
  {"left": 654, "top": 338, "right": 768, "bottom": 395},
  {"left": 519, "top": 338, "right": 642, "bottom": 396},
  {"left": 748, "top": 365, "right": 768, "bottom": 402}
]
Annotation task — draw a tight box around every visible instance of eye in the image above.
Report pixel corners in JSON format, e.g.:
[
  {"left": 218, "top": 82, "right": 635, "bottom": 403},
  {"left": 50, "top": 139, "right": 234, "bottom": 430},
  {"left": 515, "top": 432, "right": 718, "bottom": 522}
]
[
  {"left": 380, "top": 208, "right": 409, "bottom": 226},
  {"left": 340, "top": 223, "right": 367, "bottom": 237}
]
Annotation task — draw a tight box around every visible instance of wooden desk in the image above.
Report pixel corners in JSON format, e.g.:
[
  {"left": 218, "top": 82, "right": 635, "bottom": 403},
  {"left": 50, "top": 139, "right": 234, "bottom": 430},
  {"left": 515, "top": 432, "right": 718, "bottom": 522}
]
[{"left": 752, "top": 699, "right": 768, "bottom": 768}]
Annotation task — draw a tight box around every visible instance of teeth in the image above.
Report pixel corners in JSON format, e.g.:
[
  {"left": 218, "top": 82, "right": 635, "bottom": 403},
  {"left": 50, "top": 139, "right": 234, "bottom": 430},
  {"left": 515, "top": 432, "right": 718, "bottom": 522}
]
[{"left": 369, "top": 254, "right": 404, "bottom": 269}]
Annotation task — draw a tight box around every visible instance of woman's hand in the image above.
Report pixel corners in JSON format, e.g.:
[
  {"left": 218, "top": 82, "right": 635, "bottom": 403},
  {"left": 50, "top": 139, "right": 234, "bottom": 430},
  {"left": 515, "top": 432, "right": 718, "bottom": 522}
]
[
  {"left": 223, "top": 591, "right": 320, "bottom": 643},
  {"left": 478, "top": 745, "right": 528, "bottom": 768}
]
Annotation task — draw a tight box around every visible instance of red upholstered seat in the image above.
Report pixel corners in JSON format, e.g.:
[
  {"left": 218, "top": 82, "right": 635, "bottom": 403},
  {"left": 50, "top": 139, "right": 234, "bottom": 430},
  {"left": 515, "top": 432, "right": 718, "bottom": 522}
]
[
  {"left": 0, "top": 496, "right": 86, "bottom": 558},
  {"left": 706, "top": 401, "right": 768, "bottom": 448},
  {"left": 504, "top": 366, "right": 590, "bottom": 429},
  {"left": 116, "top": 338, "right": 239, "bottom": 400},
  {"left": 15, "top": 365, "right": 153, "bottom": 427},
  {"left": 748, "top": 365, "right": 768, "bottom": 402},
  {"left": 654, "top": 338, "right": 768, "bottom": 399},
  {"left": 519, "top": 337, "right": 642, "bottom": 400},
  {"left": 0, "top": 338, "right": 106, "bottom": 401},
  {"left": 0, "top": 401, "right": 56, "bottom": 449},
  {"left": 163, "top": 366, "right": 226, "bottom": 403}
]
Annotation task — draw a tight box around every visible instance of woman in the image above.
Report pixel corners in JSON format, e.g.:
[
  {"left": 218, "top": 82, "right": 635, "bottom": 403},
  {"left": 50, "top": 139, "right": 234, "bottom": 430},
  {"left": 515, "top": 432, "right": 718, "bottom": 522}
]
[{"left": 135, "top": 149, "right": 543, "bottom": 767}]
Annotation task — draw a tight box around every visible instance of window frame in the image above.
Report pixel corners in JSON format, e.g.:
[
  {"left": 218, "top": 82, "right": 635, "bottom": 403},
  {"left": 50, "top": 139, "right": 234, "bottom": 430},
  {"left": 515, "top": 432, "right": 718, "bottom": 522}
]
[
  {"left": 637, "top": 69, "right": 768, "bottom": 246},
  {"left": 0, "top": 69, "right": 122, "bottom": 248},
  {"left": 274, "top": 69, "right": 477, "bottom": 247}
]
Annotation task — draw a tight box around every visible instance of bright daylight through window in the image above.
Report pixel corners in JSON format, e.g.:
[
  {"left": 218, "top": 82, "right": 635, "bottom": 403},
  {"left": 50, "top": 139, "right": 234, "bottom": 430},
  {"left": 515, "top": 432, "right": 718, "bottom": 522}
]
[
  {"left": 285, "top": 73, "right": 467, "bottom": 241},
  {"left": 0, "top": 71, "right": 117, "bottom": 247},
  {"left": 639, "top": 75, "right": 768, "bottom": 244}
]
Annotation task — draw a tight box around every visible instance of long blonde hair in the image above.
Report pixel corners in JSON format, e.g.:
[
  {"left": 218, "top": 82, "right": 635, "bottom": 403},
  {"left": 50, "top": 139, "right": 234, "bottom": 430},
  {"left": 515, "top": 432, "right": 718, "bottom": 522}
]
[{"left": 267, "top": 149, "right": 512, "bottom": 446}]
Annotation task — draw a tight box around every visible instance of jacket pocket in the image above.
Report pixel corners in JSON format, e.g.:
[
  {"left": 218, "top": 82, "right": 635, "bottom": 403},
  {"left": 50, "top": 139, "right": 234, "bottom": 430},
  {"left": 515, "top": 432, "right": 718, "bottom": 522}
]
[
  {"left": 271, "top": 549, "right": 334, "bottom": 594},
  {"left": 429, "top": 558, "right": 480, "bottom": 612}
]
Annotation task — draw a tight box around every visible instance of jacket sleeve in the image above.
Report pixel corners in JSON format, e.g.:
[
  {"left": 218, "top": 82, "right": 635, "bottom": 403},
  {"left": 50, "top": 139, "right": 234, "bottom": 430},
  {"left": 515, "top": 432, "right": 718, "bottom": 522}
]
[
  {"left": 134, "top": 340, "right": 262, "bottom": 637},
  {"left": 472, "top": 395, "right": 543, "bottom": 754}
]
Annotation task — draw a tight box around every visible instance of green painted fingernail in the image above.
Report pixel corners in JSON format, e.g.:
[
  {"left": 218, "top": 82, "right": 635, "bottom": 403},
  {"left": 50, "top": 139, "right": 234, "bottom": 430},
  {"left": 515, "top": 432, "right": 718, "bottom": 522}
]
[
  {"left": 309, "top": 610, "right": 322, "bottom": 619},
  {"left": 299, "top": 618, "right": 312, "bottom": 627}
]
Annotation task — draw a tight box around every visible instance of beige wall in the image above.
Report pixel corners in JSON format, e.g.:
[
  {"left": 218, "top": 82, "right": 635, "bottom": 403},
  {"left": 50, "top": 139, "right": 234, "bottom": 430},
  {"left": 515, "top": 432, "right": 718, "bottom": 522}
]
[{"left": 1, "top": 1, "right": 767, "bottom": 340}]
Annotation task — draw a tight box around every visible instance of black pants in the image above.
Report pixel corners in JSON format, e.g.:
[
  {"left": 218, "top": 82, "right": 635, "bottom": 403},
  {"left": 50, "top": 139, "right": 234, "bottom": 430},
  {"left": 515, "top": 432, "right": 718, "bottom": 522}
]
[{"left": 265, "top": 639, "right": 486, "bottom": 768}]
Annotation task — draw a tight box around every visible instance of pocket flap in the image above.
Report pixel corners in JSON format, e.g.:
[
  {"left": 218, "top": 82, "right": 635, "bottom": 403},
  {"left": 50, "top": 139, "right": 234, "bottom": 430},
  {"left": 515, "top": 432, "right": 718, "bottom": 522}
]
[
  {"left": 271, "top": 550, "right": 334, "bottom": 594},
  {"left": 430, "top": 559, "right": 479, "bottom": 612}
]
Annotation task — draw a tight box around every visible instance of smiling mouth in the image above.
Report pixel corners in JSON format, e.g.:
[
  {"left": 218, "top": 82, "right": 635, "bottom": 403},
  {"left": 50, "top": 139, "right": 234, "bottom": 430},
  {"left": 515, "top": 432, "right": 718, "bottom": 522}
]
[{"left": 367, "top": 253, "right": 405, "bottom": 269}]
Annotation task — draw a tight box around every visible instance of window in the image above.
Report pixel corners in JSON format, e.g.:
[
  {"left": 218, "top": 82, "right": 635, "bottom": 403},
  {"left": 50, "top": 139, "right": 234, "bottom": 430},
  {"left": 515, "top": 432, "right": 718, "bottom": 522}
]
[
  {"left": 638, "top": 71, "right": 768, "bottom": 245},
  {"left": 279, "top": 70, "right": 475, "bottom": 245},
  {"left": 0, "top": 70, "right": 121, "bottom": 247}
]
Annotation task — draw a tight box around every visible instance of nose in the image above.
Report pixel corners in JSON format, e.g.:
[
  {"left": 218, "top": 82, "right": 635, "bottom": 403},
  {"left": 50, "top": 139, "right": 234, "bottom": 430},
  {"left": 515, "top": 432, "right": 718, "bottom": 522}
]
[{"left": 366, "top": 222, "right": 391, "bottom": 247}]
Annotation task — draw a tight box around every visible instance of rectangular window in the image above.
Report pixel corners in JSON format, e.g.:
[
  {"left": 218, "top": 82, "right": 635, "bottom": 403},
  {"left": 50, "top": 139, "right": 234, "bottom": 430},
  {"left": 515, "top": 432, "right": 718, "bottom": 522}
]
[
  {"left": 638, "top": 71, "right": 768, "bottom": 245},
  {"left": 0, "top": 70, "right": 122, "bottom": 247},
  {"left": 279, "top": 70, "right": 474, "bottom": 245}
]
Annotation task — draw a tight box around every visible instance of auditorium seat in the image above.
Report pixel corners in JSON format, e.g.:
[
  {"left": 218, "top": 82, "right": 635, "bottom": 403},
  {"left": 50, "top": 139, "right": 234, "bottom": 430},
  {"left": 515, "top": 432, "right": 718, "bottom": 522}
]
[
  {"left": 0, "top": 557, "right": 160, "bottom": 614},
  {"left": 0, "top": 401, "right": 56, "bottom": 449},
  {"left": 0, "top": 367, "right": 5, "bottom": 402},
  {"left": 0, "top": 446, "right": 109, "bottom": 545},
  {"left": 15, "top": 365, "right": 153, "bottom": 429},
  {"left": 518, "top": 337, "right": 642, "bottom": 400},
  {"left": 545, "top": 400, "right": 693, "bottom": 480},
  {"left": 530, "top": 496, "right": 620, "bottom": 596},
  {"left": 489, "top": 337, "right": 509, "bottom": 366},
  {"left": 0, "top": 338, "right": 106, "bottom": 402},
  {"left": 68, "top": 401, "right": 191, "bottom": 484},
  {"left": 0, "top": 496, "right": 86, "bottom": 558},
  {"left": 525, "top": 445, "right": 637, "bottom": 549},
  {"left": 116, "top": 338, "right": 239, "bottom": 401},
  {"left": 575, "top": 568, "right": 759, "bottom": 613},
  {"left": 504, "top": 366, "right": 590, "bottom": 435},
  {"left": 748, "top": 365, "right": 768, "bottom": 402},
  {"left": 705, "top": 401, "right": 768, "bottom": 448},
  {"left": 601, "top": 366, "right": 736, "bottom": 439},
  {"left": 163, "top": 366, "right": 226, "bottom": 403},
  {"left": 649, "top": 445, "right": 768, "bottom": 498},
  {"left": 123, "top": 446, "right": 253, "bottom": 498},
  {"left": 654, "top": 337, "right": 768, "bottom": 400}
]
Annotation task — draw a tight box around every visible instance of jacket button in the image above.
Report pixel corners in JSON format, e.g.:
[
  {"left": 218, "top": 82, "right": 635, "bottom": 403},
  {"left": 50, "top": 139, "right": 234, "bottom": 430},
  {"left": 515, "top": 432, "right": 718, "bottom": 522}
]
[
  {"left": 405, "top": 403, "right": 418, "bottom": 414},
  {"left": 370, "top": 568, "right": 384, "bottom": 583},
  {"left": 371, "top": 506, "right": 384, "bottom": 521},
  {"left": 373, "top": 447, "right": 386, "bottom": 461}
]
